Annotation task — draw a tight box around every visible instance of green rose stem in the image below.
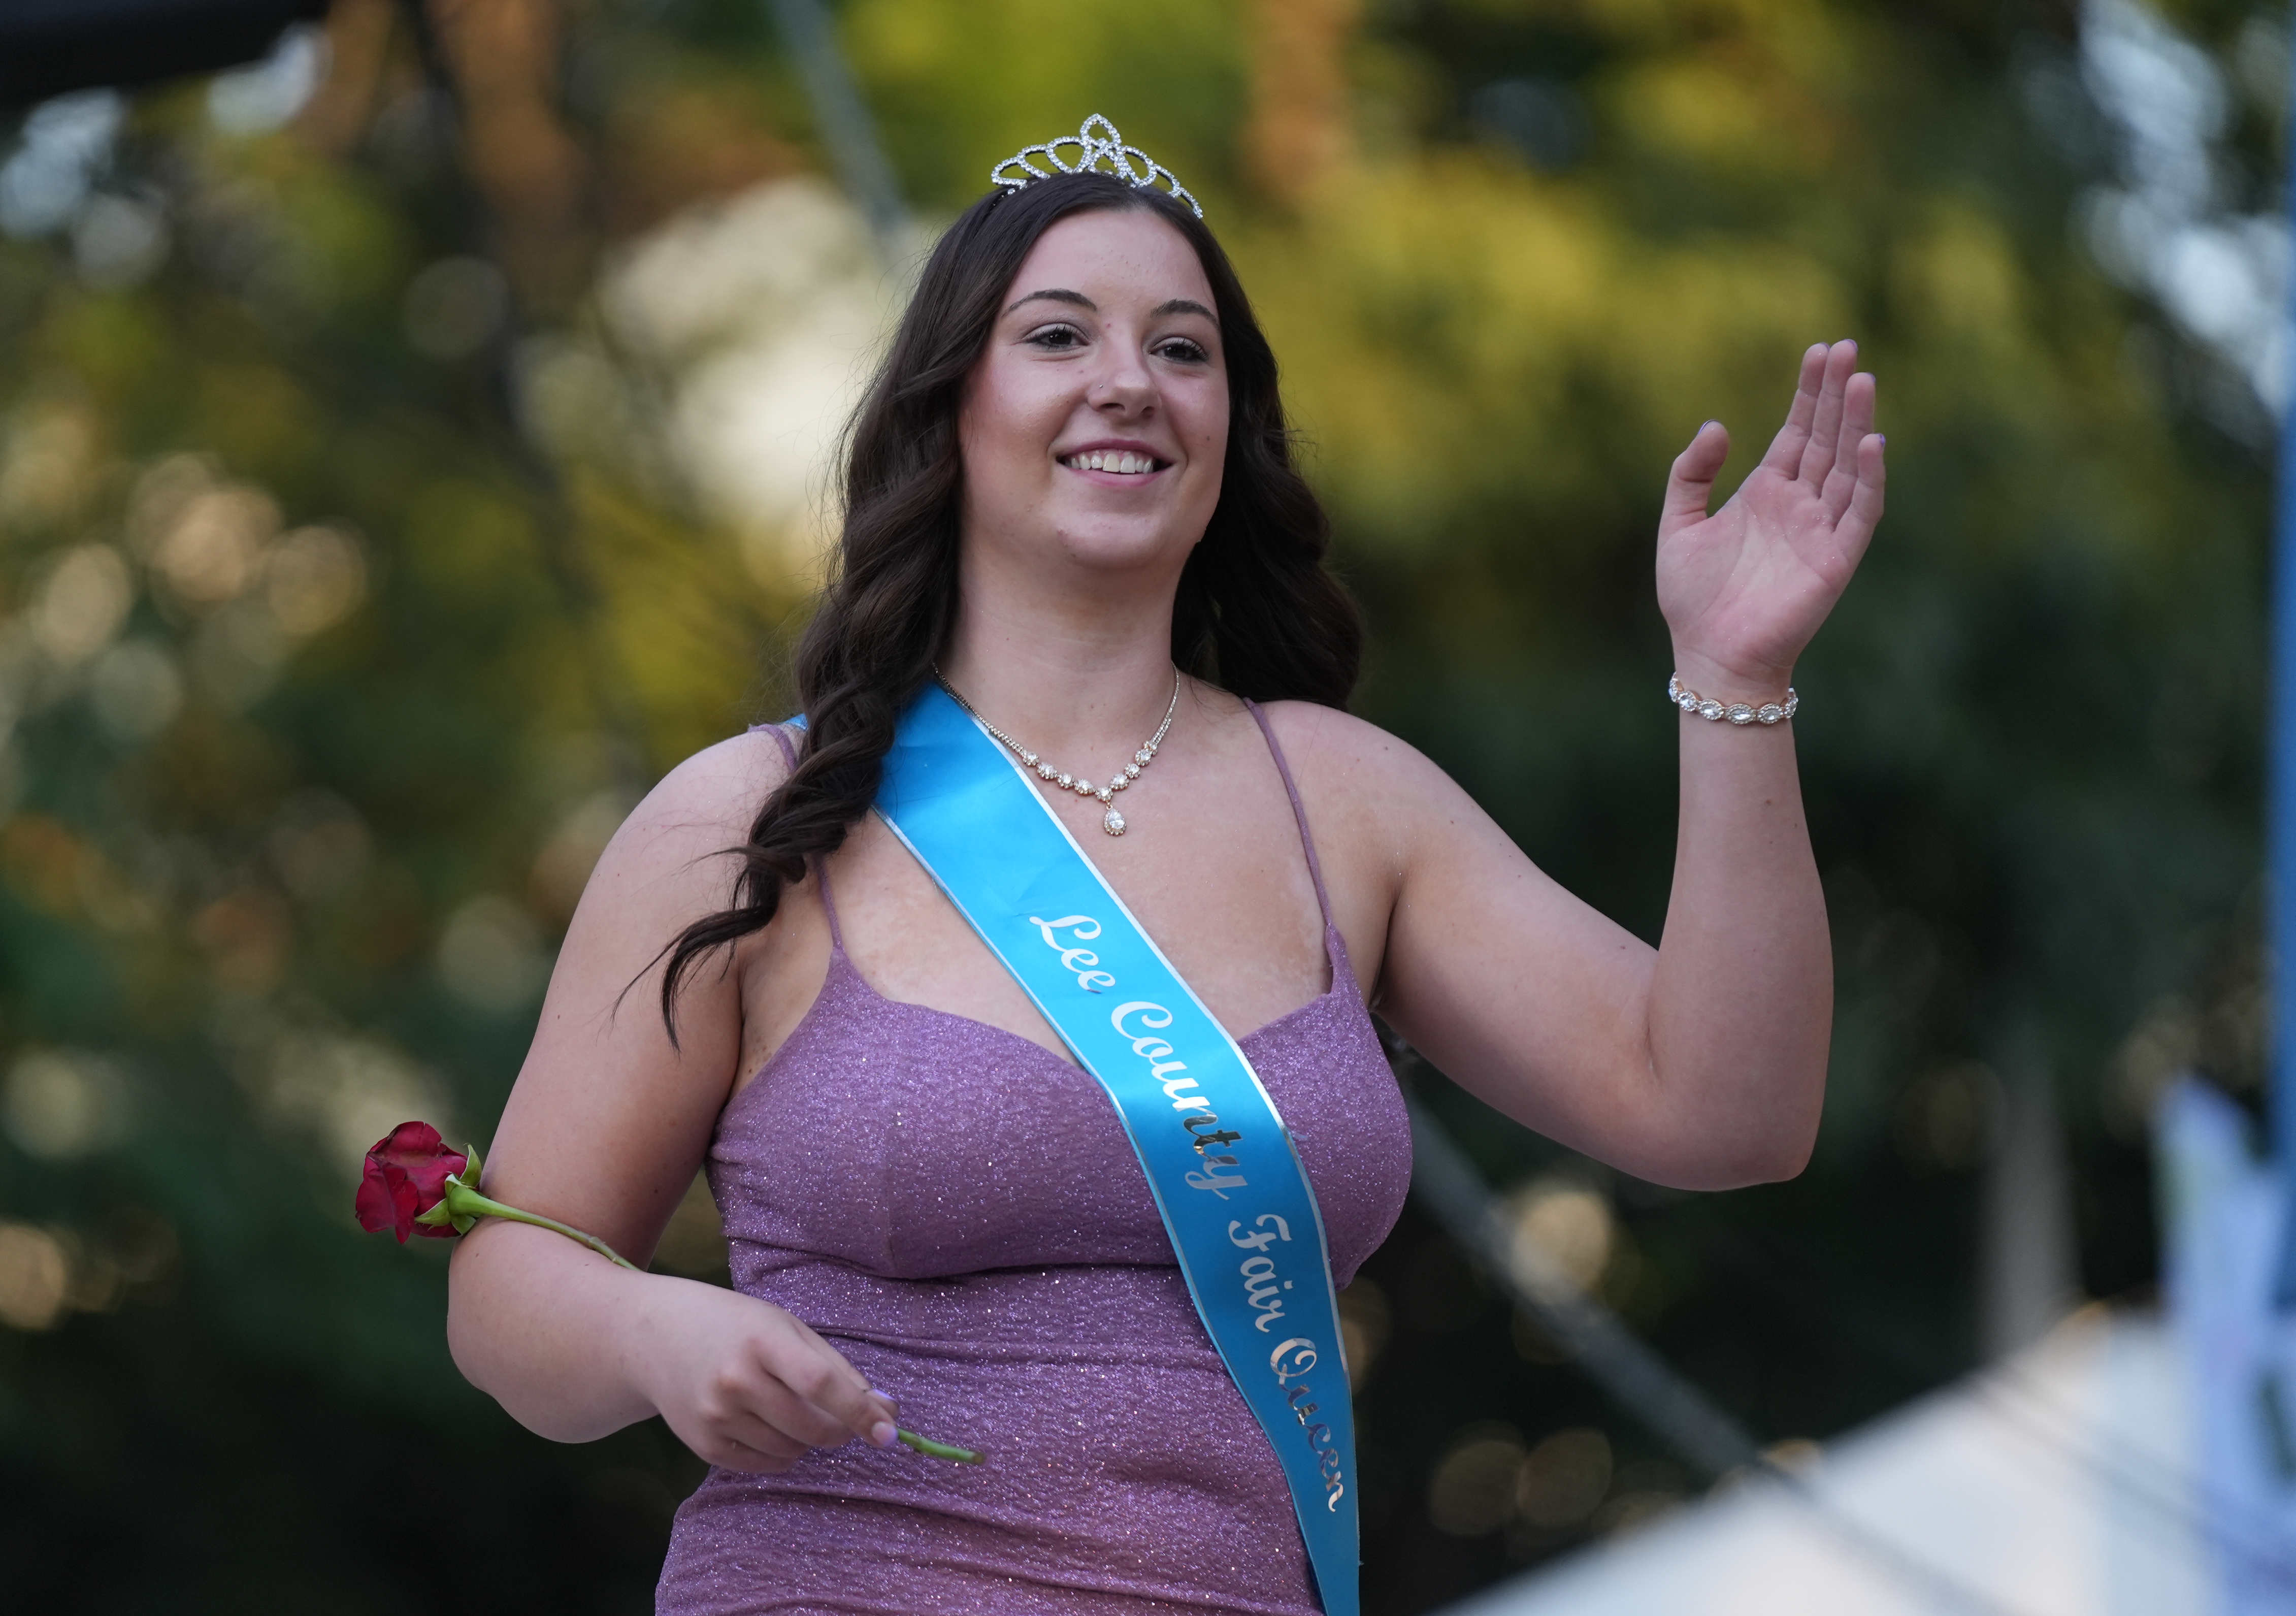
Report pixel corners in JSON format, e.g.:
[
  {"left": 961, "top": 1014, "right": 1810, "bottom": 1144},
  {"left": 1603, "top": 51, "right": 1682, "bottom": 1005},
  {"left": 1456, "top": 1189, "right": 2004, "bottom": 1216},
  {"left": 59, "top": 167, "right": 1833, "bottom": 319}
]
[
  {"left": 896, "top": 1430, "right": 985, "bottom": 1463},
  {"left": 418, "top": 1147, "right": 983, "bottom": 1465},
  {"left": 431, "top": 1177, "right": 643, "bottom": 1269}
]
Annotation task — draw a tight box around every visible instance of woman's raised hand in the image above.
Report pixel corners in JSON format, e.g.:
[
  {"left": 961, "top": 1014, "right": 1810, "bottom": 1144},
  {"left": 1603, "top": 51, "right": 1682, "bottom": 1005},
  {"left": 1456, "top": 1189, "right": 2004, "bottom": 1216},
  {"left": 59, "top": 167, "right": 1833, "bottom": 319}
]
[
  {"left": 634, "top": 1277, "right": 901, "bottom": 1474},
  {"left": 1655, "top": 340, "right": 1884, "bottom": 695}
]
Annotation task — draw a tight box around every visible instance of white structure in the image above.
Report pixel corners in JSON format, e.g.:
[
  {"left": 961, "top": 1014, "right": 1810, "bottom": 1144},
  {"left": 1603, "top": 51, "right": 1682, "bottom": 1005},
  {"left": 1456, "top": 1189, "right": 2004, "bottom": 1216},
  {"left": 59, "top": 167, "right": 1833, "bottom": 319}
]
[{"left": 1444, "top": 1309, "right": 2217, "bottom": 1616}]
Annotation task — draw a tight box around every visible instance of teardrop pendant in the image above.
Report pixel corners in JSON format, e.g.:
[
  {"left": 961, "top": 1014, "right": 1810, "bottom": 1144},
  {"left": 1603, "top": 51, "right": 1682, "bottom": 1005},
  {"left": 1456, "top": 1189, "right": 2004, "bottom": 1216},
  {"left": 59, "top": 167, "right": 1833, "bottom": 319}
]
[{"left": 931, "top": 667, "right": 1178, "bottom": 844}]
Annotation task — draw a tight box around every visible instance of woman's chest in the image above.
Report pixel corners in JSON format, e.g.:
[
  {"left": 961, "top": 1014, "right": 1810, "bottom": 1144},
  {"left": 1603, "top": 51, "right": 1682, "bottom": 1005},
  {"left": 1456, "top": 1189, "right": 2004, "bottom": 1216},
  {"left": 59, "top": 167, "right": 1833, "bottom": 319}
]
[
  {"left": 711, "top": 966, "right": 1411, "bottom": 1285},
  {"left": 734, "top": 768, "right": 1370, "bottom": 1086}
]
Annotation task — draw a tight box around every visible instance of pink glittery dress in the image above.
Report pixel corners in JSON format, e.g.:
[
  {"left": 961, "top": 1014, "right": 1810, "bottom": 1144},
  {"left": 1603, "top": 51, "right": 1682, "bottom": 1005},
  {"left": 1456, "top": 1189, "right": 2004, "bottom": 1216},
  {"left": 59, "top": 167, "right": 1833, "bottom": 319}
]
[{"left": 657, "top": 705, "right": 1412, "bottom": 1615}]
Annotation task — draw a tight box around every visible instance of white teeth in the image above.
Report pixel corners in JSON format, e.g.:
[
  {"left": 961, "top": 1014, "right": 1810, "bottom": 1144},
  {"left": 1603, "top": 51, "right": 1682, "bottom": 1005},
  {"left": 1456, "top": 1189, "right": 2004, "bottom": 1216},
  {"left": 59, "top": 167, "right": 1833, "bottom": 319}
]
[{"left": 1067, "top": 449, "right": 1157, "bottom": 474}]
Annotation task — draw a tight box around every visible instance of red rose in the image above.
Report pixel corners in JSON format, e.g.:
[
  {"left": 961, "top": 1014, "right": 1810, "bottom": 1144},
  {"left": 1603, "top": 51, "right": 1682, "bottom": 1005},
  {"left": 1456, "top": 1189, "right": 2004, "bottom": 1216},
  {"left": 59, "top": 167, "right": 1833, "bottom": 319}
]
[
  {"left": 350, "top": 1117, "right": 979, "bottom": 1463},
  {"left": 355, "top": 1121, "right": 469, "bottom": 1243}
]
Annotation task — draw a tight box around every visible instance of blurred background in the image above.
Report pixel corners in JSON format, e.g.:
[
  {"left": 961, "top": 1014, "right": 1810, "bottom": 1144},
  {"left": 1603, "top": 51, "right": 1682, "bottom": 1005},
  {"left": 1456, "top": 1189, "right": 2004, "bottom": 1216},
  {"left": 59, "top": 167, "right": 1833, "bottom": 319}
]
[{"left": 0, "top": 0, "right": 2282, "bottom": 1610}]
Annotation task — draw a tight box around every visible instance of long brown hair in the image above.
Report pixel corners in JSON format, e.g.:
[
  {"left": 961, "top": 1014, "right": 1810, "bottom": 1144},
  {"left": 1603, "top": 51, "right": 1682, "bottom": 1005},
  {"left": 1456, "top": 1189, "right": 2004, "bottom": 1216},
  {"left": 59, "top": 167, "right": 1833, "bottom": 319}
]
[{"left": 658, "top": 170, "right": 1361, "bottom": 1032}]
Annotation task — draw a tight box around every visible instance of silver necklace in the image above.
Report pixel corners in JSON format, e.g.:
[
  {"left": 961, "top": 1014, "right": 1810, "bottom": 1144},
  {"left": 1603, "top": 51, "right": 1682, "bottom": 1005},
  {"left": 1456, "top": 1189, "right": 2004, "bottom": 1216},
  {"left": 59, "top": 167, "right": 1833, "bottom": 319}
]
[{"left": 935, "top": 668, "right": 1180, "bottom": 836}]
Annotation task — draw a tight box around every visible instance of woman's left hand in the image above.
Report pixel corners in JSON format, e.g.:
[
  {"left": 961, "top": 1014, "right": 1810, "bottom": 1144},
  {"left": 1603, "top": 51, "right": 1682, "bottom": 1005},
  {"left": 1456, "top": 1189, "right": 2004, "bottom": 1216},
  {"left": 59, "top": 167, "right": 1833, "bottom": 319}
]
[{"left": 1655, "top": 340, "right": 1884, "bottom": 693}]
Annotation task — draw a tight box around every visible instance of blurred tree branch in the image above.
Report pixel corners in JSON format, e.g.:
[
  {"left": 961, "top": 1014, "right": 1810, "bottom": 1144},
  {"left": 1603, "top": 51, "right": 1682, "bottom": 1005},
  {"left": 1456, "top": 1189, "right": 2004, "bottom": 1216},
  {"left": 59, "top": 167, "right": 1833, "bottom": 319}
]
[
  {"left": 1247, "top": 0, "right": 1359, "bottom": 207},
  {"left": 420, "top": 0, "right": 592, "bottom": 313},
  {"left": 297, "top": 0, "right": 402, "bottom": 155}
]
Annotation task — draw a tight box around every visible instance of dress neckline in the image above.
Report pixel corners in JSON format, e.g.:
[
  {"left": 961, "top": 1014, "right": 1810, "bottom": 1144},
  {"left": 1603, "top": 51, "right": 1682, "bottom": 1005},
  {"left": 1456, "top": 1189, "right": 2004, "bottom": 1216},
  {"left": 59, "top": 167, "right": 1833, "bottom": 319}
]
[
  {"left": 729, "top": 919, "right": 1359, "bottom": 1123},
  {"left": 729, "top": 698, "right": 1361, "bottom": 1112}
]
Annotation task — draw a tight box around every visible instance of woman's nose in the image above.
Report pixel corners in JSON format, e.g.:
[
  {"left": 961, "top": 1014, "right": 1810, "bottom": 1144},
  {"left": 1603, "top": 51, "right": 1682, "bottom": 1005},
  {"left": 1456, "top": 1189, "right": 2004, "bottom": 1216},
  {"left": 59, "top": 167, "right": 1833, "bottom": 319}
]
[{"left": 1089, "top": 343, "right": 1156, "bottom": 415}]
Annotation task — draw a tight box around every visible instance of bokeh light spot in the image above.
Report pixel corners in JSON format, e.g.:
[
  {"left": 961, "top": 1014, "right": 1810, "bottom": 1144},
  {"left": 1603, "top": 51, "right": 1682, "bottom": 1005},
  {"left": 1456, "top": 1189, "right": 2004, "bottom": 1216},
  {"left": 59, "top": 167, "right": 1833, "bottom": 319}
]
[
  {"left": 2, "top": 1049, "right": 128, "bottom": 1159},
  {"left": 0, "top": 1222, "right": 71, "bottom": 1331},
  {"left": 1428, "top": 1425, "right": 1527, "bottom": 1537},
  {"left": 437, "top": 894, "right": 550, "bottom": 1015},
  {"left": 32, "top": 544, "right": 133, "bottom": 663}
]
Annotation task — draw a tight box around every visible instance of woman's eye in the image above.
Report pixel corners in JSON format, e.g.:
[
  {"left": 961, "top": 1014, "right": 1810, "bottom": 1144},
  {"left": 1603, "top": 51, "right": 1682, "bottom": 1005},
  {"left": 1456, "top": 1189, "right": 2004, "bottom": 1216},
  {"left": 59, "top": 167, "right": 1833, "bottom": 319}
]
[
  {"left": 1026, "top": 324, "right": 1086, "bottom": 350},
  {"left": 1155, "top": 337, "right": 1210, "bottom": 365}
]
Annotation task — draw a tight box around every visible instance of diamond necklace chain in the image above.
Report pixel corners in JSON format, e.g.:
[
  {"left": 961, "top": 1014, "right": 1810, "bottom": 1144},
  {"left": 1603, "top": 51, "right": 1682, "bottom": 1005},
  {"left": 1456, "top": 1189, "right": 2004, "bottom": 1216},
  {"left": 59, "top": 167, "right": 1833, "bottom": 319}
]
[{"left": 934, "top": 667, "right": 1180, "bottom": 837}]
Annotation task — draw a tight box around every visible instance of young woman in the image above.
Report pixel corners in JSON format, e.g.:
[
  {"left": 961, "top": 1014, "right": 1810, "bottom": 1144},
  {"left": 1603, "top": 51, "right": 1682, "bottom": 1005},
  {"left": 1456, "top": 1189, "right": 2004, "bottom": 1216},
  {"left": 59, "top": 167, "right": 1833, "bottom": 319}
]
[{"left": 446, "top": 122, "right": 1883, "bottom": 1615}]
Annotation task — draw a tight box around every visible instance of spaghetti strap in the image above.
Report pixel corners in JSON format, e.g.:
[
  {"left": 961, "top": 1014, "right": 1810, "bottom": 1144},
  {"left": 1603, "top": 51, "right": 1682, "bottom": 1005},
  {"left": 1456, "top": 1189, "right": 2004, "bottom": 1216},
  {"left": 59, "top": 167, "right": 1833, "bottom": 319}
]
[
  {"left": 1242, "top": 698, "right": 1336, "bottom": 933},
  {"left": 750, "top": 721, "right": 847, "bottom": 955},
  {"left": 752, "top": 721, "right": 800, "bottom": 771},
  {"left": 813, "top": 858, "right": 849, "bottom": 954}
]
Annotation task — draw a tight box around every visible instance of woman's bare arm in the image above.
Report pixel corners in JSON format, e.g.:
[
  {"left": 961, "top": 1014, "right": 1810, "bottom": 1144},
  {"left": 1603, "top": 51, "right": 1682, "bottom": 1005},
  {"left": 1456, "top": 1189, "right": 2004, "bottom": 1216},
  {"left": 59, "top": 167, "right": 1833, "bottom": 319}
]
[
  {"left": 1309, "top": 342, "right": 1880, "bottom": 1189},
  {"left": 446, "top": 731, "right": 899, "bottom": 1466},
  {"left": 1351, "top": 709, "right": 1826, "bottom": 1190}
]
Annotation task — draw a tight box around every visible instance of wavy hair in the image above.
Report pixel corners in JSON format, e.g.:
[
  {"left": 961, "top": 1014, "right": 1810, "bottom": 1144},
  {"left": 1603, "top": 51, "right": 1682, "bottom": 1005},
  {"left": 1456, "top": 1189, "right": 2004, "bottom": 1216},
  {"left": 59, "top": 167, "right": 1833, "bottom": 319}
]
[{"left": 658, "top": 170, "right": 1361, "bottom": 1033}]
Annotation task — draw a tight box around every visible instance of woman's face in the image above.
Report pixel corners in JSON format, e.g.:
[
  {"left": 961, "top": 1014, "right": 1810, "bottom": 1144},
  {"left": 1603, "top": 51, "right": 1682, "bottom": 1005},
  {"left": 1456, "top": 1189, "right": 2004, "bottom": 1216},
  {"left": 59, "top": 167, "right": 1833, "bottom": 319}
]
[{"left": 958, "top": 206, "right": 1229, "bottom": 585}]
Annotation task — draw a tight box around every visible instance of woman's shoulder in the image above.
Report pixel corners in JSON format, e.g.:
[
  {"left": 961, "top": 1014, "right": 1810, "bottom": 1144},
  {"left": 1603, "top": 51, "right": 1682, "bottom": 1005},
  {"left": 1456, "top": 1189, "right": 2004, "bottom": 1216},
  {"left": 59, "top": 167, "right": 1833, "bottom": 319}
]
[
  {"left": 1250, "top": 699, "right": 1450, "bottom": 809},
  {"left": 1245, "top": 698, "right": 1462, "bottom": 878},
  {"left": 645, "top": 723, "right": 794, "bottom": 818},
  {"left": 592, "top": 726, "right": 795, "bottom": 888}
]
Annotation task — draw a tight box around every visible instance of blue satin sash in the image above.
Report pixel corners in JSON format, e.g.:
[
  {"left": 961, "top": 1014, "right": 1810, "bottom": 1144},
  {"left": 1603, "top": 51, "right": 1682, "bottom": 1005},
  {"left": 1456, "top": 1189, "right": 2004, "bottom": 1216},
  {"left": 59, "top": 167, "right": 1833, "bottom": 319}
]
[{"left": 867, "top": 684, "right": 1360, "bottom": 1615}]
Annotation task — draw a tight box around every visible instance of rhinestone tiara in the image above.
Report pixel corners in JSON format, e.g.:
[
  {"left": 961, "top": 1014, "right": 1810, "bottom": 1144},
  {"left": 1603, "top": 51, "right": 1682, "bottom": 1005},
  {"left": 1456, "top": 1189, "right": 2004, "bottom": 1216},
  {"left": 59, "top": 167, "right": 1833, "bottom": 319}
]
[{"left": 989, "top": 113, "right": 1201, "bottom": 218}]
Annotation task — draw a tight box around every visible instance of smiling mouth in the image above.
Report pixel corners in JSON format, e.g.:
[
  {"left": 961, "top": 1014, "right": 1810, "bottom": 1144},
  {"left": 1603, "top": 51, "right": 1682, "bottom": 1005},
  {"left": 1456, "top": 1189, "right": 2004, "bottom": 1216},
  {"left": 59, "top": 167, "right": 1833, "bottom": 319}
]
[{"left": 1060, "top": 448, "right": 1169, "bottom": 476}]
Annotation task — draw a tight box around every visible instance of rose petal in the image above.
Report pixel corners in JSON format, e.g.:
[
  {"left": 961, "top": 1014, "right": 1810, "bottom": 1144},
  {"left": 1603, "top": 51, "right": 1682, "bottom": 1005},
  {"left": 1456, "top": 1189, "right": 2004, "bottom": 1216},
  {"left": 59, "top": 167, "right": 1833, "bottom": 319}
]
[
  {"left": 363, "top": 1121, "right": 468, "bottom": 1216},
  {"left": 366, "top": 1120, "right": 441, "bottom": 1161},
  {"left": 353, "top": 1161, "right": 404, "bottom": 1236},
  {"left": 388, "top": 1162, "right": 420, "bottom": 1241}
]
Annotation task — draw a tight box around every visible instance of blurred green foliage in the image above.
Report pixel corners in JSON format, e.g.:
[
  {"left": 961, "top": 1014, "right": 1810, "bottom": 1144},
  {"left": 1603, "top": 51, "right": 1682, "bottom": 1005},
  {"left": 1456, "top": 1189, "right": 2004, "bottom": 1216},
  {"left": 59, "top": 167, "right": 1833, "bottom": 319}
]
[{"left": 0, "top": 0, "right": 2280, "bottom": 1610}]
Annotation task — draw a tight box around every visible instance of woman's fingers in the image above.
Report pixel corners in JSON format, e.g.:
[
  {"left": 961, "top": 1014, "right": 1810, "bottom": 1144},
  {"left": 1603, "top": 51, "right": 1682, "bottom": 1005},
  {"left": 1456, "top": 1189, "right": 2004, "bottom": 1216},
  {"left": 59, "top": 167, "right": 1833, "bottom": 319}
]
[
  {"left": 1796, "top": 341, "right": 1857, "bottom": 486},
  {"left": 707, "top": 1350, "right": 895, "bottom": 1464},
  {"left": 785, "top": 1318, "right": 901, "bottom": 1444},
  {"left": 647, "top": 1290, "right": 908, "bottom": 1475},
  {"left": 742, "top": 1373, "right": 860, "bottom": 1449},
  {"left": 709, "top": 1424, "right": 808, "bottom": 1474},
  {"left": 1662, "top": 419, "right": 1730, "bottom": 531},
  {"left": 758, "top": 1315, "right": 901, "bottom": 1447},
  {"left": 1823, "top": 371, "right": 1878, "bottom": 521},
  {"left": 1759, "top": 344, "right": 1829, "bottom": 475},
  {"left": 725, "top": 1407, "right": 813, "bottom": 1462},
  {"left": 1835, "top": 433, "right": 1886, "bottom": 565}
]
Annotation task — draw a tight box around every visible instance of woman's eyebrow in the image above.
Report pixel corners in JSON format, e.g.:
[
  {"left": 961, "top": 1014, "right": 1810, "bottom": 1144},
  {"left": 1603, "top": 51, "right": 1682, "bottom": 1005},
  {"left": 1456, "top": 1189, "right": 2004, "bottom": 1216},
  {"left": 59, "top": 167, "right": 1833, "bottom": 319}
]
[
  {"left": 1005, "top": 288, "right": 1095, "bottom": 314},
  {"left": 1000, "top": 289, "right": 1218, "bottom": 323}
]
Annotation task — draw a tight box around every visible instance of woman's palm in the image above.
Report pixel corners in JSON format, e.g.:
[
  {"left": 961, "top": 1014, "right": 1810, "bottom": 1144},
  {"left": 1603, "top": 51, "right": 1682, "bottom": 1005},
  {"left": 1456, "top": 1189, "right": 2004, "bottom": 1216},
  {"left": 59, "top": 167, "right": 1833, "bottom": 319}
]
[{"left": 1656, "top": 341, "right": 1885, "bottom": 683}]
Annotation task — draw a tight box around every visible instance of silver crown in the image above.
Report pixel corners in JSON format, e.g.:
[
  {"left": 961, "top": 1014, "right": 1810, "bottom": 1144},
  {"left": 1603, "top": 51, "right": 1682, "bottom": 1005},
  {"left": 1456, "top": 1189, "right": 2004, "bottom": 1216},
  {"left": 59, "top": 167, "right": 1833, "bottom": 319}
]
[{"left": 989, "top": 114, "right": 1201, "bottom": 218}]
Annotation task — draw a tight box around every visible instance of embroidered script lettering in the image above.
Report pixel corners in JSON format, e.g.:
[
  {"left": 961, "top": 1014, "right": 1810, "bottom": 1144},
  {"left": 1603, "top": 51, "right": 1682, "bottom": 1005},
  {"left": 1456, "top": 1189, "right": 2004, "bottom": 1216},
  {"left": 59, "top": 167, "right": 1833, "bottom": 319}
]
[
  {"left": 1112, "top": 1004, "right": 1211, "bottom": 1110},
  {"left": 1186, "top": 1115, "right": 1242, "bottom": 1152},
  {"left": 1108, "top": 991, "right": 1347, "bottom": 1504},
  {"left": 1229, "top": 1213, "right": 1296, "bottom": 1331},
  {"left": 1272, "top": 1342, "right": 1348, "bottom": 1508},
  {"left": 1185, "top": 1154, "right": 1247, "bottom": 1197},
  {"left": 1028, "top": 915, "right": 1117, "bottom": 992}
]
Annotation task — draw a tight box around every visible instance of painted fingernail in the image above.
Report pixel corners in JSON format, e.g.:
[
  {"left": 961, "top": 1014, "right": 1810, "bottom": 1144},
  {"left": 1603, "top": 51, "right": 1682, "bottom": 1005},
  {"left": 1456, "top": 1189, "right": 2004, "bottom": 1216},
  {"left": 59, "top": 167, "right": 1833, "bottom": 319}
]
[
  {"left": 870, "top": 1420, "right": 899, "bottom": 1448},
  {"left": 1702, "top": 419, "right": 1720, "bottom": 430}
]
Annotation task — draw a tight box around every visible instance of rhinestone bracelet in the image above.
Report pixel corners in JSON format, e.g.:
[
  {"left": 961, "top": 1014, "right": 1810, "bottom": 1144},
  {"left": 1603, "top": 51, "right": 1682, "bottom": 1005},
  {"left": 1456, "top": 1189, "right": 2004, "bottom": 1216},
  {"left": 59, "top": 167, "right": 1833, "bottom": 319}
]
[{"left": 1668, "top": 672, "right": 1798, "bottom": 726}]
